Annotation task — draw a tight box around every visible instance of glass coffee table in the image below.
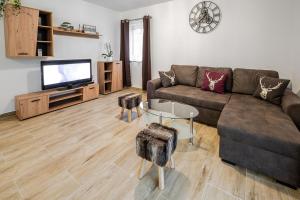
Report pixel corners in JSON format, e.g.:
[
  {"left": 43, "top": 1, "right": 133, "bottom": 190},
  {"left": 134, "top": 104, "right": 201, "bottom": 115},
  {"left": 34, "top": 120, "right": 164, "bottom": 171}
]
[{"left": 140, "top": 99, "right": 199, "bottom": 144}]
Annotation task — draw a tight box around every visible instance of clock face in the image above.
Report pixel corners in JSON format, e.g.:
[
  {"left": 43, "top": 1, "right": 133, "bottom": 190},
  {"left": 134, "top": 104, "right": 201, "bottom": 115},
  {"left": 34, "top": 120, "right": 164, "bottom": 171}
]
[{"left": 189, "top": 1, "right": 221, "bottom": 33}]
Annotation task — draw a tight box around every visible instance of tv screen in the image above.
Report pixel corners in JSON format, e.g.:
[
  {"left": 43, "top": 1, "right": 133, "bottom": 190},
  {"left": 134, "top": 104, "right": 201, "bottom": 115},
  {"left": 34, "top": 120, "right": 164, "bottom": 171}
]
[{"left": 41, "top": 59, "right": 92, "bottom": 90}]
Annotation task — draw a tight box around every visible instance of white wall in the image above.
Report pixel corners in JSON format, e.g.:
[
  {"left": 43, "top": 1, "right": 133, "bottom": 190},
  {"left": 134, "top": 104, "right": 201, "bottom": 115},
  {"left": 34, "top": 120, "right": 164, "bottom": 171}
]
[
  {"left": 121, "top": 0, "right": 299, "bottom": 93},
  {"left": 1, "top": 0, "right": 299, "bottom": 114},
  {"left": 292, "top": 0, "right": 300, "bottom": 95},
  {"left": 0, "top": 0, "right": 120, "bottom": 114}
]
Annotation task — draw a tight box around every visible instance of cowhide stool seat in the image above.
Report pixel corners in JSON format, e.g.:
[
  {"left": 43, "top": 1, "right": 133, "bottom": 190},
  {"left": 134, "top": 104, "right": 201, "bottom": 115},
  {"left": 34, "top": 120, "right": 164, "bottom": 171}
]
[
  {"left": 118, "top": 93, "right": 142, "bottom": 122},
  {"left": 136, "top": 123, "right": 178, "bottom": 190}
]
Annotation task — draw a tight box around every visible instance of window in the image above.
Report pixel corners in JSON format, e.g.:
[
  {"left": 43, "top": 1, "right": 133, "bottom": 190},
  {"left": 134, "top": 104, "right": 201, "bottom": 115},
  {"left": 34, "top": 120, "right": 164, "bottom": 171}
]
[{"left": 129, "top": 20, "right": 143, "bottom": 62}]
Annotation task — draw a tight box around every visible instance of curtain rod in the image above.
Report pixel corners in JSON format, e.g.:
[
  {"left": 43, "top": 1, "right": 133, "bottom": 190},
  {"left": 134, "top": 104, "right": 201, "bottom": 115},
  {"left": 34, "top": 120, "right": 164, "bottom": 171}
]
[{"left": 124, "top": 16, "right": 152, "bottom": 22}]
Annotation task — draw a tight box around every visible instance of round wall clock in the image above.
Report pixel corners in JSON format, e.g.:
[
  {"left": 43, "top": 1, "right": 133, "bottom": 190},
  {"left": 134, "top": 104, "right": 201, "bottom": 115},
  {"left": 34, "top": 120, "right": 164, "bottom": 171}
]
[{"left": 189, "top": 1, "right": 221, "bottom": 34}]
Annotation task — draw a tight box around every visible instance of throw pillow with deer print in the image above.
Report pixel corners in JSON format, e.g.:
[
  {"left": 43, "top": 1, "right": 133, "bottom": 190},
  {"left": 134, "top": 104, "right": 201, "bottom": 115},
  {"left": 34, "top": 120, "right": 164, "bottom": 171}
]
[
  {"left": 159, "top": 70, "right": 177, "bottom": 88},
  {"left": 253, "top": 76, "right": 290, "bottom": 105},
  {"left": 202, "top": 70, "right": 227, "bottom": 94}
]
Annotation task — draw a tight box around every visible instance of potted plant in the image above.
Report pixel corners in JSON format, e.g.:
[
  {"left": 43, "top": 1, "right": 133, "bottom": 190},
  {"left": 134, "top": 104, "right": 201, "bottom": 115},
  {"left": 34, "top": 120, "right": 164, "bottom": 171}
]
[
  {"left": 102, "top": 43, "right": 113, "bottom": 61},
  {"left": 0, "top": 0, "right": 21, "bottom": 18}
]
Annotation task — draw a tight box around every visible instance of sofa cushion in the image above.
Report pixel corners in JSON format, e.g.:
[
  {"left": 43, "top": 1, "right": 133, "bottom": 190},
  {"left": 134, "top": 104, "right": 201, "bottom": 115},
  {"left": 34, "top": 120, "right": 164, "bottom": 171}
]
[
  {"left": 232, "top": 68, "right": 279, "bottom": 95},
  {"left": 171, "top": 65, "right": 198, "bottom": 87},
  {"left": 197, "top": 67, "right": 233, "bottom": 92},
  {"left": 155, "top": 85, "right": 231, "bottom": 111},
  {"left": 218, "top": 94, "right": 300, "bottom": 160},
  {"left": 202, "top": 70, "right": 227, "bottom": 94},
  {"left": 159, "top": 70, "right": 177, "bottom": 87},
  {"left": 253, "top": 76, "right": 290, "bottom": 105}
]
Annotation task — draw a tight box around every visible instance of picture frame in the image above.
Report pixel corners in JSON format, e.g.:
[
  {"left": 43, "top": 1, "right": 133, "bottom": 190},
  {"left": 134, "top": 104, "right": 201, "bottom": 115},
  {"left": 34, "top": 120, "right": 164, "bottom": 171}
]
[{"left": 83, "top": 24, "right": 97, "bottom": 34}]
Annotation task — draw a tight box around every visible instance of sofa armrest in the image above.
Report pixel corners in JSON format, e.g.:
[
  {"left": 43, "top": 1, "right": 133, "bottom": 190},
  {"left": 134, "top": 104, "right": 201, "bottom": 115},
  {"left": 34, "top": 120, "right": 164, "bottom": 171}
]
[
  {"left": 147, "top": 78, "right": 162, "bottom": 100},
  {"left": 282, "top": 89, "right": 300, "bottom": 130}
]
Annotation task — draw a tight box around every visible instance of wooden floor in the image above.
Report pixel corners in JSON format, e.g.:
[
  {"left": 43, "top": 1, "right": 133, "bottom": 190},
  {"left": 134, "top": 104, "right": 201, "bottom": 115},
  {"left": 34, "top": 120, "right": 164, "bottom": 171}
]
[{"left": 0, "top": 88, "right": 299, "bottom": 200}]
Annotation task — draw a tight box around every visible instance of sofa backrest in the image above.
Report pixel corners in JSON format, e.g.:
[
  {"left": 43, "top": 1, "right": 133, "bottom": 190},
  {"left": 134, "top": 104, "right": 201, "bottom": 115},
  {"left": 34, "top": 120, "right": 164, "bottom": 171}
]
[
  {"left": 282, "top": 89, "right": 300, "bottom": 131},
  {"left": 232, "top": 68, "right": 279, "bottom": 95},
  {"left": 196, "top": 67, "right": 233, "bottom": 92},
  {"left": 171, "top": 65, "right": 198, "bottom": 87}
]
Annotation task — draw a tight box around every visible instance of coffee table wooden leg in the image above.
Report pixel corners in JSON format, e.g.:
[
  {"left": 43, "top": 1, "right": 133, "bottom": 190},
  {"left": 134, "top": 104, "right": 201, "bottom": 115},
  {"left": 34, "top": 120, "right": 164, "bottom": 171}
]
[{"left": 128, "top": 109, "right": 132, "bottom": 123}]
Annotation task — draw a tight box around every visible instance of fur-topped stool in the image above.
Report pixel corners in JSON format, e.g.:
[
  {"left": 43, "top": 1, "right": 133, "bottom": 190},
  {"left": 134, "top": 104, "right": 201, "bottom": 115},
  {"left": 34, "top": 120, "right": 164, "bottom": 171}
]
[
  {"left": 136, "top": 123, "right": 178, "bottom": 190},
  {"left": 118, "top": 93, "right": 142, "bottom": 122}
]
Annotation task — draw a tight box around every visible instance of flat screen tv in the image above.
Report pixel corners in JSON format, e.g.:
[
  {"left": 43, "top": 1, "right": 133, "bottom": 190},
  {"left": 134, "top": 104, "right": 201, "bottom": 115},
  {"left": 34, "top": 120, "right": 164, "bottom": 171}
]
[{"left": 41, "top": 59, "right": 92, "bottom": 90}]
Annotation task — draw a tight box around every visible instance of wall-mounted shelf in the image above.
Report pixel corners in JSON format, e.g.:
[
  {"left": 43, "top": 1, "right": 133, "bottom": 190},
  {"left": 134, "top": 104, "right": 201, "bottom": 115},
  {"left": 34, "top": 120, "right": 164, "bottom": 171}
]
[
  {"left": 53, "top": 27, "right": 100, "bottom": 39},
  {"left": 38, "top": 25, "right": 52, "bottom": 29},
  {"left": 37, "top": 41, "right": 52, "bottom": 43},
  {"left": 4, "top": 5, "right": 101, "bottom": 59},
  {"left": 4, "top": 5, "right": 53, "bottom": 58}
]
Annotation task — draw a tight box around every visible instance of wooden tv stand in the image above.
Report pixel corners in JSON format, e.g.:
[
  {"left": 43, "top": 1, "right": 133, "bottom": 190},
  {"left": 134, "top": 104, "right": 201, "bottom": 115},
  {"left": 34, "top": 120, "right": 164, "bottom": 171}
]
[{"left": 15, "top": 83, "right": 99, "bottom": 120}]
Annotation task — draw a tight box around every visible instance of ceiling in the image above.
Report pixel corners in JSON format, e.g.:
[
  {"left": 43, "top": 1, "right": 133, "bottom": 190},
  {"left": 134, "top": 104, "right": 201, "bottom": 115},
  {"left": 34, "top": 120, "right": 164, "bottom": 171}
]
[{"left": 85, "top": 0, "right": 173, "bottom": 11}]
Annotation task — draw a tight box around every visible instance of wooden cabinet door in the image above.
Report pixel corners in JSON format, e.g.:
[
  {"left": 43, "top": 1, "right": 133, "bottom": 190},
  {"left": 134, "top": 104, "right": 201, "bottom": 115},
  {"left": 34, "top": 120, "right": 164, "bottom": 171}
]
[
  {"left": 83, "top": 84, "right": 99, "bottom": 101},
  {"left": 19, "top": 96, "right": 48, "bottom": 119},
  {"left": 112, "top": 61, "right": 123, "bottom": 92},
  {"left": 4, "top": 5, "right": 39, "bottom": 57},
  {"left": 111, "top": 62, "right": 117, "bottom": 92},
  {"left": 116, "top": 62, "right": 123, "bottom": 91}
]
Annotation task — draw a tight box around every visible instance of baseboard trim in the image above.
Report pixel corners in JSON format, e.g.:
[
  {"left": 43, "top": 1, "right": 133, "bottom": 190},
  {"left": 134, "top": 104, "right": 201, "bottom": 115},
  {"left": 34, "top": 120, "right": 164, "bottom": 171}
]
[{"left": 0, "top": 111, "right": 16, "bottom": 119}]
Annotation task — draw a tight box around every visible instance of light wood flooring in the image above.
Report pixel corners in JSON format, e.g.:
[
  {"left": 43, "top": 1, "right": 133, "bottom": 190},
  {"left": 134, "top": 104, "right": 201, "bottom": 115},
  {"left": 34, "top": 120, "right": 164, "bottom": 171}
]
[{"left": 0, "top": 88, "right": 299, "bottom": 200}]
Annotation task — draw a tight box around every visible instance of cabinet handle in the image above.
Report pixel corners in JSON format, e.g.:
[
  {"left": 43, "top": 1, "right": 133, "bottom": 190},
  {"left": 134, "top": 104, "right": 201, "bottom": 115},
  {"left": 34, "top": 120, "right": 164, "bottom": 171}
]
[
  {"left": 31, "top": 99, "right": 41, "bottom": 103},
  {"left": 18, "top": 52, "right": 29, "bottom": 56}
]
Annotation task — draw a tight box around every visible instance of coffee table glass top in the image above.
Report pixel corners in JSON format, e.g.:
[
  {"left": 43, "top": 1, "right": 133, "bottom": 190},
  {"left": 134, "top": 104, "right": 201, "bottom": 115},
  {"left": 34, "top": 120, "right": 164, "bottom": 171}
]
[{"left": 139, "top": 99, "right": 199, "bottom": 119}]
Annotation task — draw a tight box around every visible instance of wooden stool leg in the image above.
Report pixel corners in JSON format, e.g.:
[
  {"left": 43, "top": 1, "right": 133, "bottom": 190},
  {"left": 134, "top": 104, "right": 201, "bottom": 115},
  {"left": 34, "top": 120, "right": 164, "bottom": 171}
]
[
  {"left": 128, "top": 109, "right": 132, "bottom": 123},
  {"left": 158, "top": 166, "right": 165, "bottom": 190},
  {"left": 120, "top": 108, "right": 124, "bottom": 119},
  {"left": 136, "top": 106, "right": 141, "bottom": 117},
  {"left": 138, "top": 159, "right": 147, "bottom": 179},
  {"left": 170, "top": 156, "right": 175, "bottom": 169}
]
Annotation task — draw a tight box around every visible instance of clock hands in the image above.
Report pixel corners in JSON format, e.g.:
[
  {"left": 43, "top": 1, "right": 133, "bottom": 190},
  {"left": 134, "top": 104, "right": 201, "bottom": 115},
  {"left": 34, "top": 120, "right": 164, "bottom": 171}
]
[{"left": 197, "top": 8, "right": 213, "bottom": 25}]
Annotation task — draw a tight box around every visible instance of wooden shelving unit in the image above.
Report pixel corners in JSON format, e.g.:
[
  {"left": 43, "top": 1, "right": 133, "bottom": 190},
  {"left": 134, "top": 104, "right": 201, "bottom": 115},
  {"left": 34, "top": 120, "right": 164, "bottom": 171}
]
[
  {"left": 37, "top": 41, "right": 52, "bottom": 43},
  {"left": 38, "top": 25, "right": 52, "bottom": 29},
  {"left": 4, "top": 5, "right": 39, "bottom": 57},
  {"left": 4, "top": 6, "right": 54, "bottom": 58},
  {"left": 97, "top": 61, "right": 123, "bottom": 95},
  {"left": 37, "top": 10, "right": 54, "bottom": 57},
  {"left": 49, "top": 92, "right": 83, "bottom": 104},
  {"left": 53, "top": 27, "right": 100, "bottom": 39},
  {"left": 4, "top": 5, "right": 100, "bottom": 58}
]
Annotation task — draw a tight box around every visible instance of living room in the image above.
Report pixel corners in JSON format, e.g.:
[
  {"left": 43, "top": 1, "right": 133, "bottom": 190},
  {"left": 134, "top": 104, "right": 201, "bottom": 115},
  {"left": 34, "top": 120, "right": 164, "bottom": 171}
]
[{"left": 0, "top": 0, "right": 299, "bottom": 199}]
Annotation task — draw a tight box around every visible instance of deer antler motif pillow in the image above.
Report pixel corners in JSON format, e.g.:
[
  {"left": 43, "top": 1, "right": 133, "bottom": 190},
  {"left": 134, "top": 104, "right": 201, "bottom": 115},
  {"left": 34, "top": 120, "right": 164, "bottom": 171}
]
[
  {"left": 159, "top": 70, "right": 177, "bottom": 88},
  {"left": 253, "top": 76, "right": 290, "bottom": 105},
  {"left": 202, "top": 70, "right": 227, "bottom": 94}
]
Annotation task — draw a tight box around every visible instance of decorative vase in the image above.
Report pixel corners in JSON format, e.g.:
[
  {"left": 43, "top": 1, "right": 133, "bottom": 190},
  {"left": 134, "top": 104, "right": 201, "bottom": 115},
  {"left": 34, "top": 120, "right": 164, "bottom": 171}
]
[{"left": 106, "top": 57, "right": 113, "bottom": 62}]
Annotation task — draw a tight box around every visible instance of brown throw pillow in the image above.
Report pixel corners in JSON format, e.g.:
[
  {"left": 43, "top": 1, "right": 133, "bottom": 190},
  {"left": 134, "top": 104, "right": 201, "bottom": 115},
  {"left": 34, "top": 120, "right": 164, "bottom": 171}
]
[
  {"left": 159, "top": 70, "right": 177, "bottom": 88},
  {"left": 253, "top": 76, "right": 290, "bottom": 105}
]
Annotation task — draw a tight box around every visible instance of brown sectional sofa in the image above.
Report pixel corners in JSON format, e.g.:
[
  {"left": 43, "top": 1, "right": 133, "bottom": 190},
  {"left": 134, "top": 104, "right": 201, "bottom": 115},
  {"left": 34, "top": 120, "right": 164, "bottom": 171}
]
[{"left": 147, "top": 65, "right": 300, "bottom": 188}]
